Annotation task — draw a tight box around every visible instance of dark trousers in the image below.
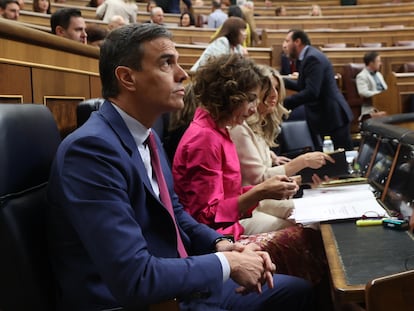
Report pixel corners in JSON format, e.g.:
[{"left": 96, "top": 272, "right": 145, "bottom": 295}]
[{"left": 180, "top": 274, "right": 315, "bottom": 311}]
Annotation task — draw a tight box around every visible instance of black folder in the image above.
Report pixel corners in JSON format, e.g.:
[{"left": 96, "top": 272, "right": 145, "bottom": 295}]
[{"left": 298, "top": 149, "right": 349, "bottom": 183}]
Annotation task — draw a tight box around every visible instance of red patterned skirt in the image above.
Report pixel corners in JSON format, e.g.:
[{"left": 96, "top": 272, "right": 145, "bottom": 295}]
[{"left": 237, "top": 225, "right": 328, "bottom": 285}]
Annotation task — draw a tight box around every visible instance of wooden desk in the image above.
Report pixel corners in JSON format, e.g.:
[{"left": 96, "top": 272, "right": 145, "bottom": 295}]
[{"left": 321, "top": 222, "right": 414, "bottom": 305}]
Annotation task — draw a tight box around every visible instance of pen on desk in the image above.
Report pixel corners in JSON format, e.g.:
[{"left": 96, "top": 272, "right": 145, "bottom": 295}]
[{"left": 356, "top": 219, "right": 384, "bottom": 226}]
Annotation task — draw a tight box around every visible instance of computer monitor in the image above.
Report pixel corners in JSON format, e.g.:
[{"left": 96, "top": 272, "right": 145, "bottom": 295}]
[
  {"left": 355, "top": 132, "right": 379, "bottom": 177},
  {"left": 383, "top": 135, "right": 414, "bottom": 218},
  {"left": 367, "top": 137, "right": 399, "bottom": 195}
]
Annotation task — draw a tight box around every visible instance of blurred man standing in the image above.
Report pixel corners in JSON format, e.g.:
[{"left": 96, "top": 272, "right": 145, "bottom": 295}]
[{"left": 283, "top": 29, "right": 354, "bottom": 151}]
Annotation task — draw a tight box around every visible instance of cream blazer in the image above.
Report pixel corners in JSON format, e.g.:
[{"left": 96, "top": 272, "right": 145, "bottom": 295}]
[
  {"left": 229, "top": 121, "right": 285, "bottom": 186},
  {"left": 356, "top": 67, "right": 388, "bottom": 115}
]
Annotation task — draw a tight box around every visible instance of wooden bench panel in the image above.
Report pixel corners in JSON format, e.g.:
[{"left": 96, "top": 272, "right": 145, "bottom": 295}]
[
  {"left": 375, "top": 72, "right": 414, "bottom": 115},
  {"left": 191, "top": 2, "right": 414, "bottom": 17},
  {"left": 175, "top": 44, "right": 273, "bottom": 71},
  {"left": 0, "top": 62, "right": 33, "bottom": 103},
  {"left": 262, "top": 27, "right": 414, "bottom": 49},
  {"left": 170, "top": 26, "right": 215, "bottom": 44},
  {"left": 321, "top": 46, "right": 414, "bottom": 79},
  {"left": 0, "top": 18, "right": 100, "bottom": 136},
  {"left": 254, "top": 12, "right": 414, "bottom": 30}
]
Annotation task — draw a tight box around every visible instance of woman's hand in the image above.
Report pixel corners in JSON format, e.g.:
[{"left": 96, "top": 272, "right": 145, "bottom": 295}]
[
  {"left": 302, "top": 151, "right": 335, "bottom": 169},
  {"left": 271, "top": 151, "right": 291, "bottom": 166}
]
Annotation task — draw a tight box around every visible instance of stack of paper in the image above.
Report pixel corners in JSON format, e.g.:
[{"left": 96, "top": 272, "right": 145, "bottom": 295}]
[{"left": 293, "top": 184, "right": 389, "bottom": 223}]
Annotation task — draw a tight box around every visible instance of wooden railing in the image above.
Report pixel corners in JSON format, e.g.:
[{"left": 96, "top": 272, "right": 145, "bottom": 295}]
[
  {"left": 0, "top": 18, "right": 100, "bottom": 137},
  {"left": 375, "top": 72, "right": 414, "bottom": 115},
  {"left": 262, "top": 27, "right": 414, "bottom": 49},
  {"left": 320, "top": 45, "right": 414, "bottom": 78},
  {"left": 254, "top": 12, "right": 414, "bottom": 30},
  {"left": 190, "top": 2, "right": 414, "bottom": 17}
]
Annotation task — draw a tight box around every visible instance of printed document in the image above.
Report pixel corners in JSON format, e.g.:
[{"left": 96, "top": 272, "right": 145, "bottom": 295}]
[{"left": 293, "top": 184, "right": 388, "bottom": 223}]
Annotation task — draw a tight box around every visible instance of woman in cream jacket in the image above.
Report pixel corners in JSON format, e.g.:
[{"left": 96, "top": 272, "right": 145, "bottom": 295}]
[{"left": 230, "top": 66, "right": 333, "bottom": 234}]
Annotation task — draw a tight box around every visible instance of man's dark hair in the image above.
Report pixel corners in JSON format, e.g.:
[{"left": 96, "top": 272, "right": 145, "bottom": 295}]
[
  {"left": 99, "top": 23, "right": 172, "bottom": 99},
  {"left": 288, "top": 29, "right": 311, "bottom": 46},
  {"left": 228, "top": 5, "right": 244, "bottom": 18},
  {"left": 0, "top": 0, "right": 19, "bottom": 9},
  {"left": 212, "top": 0, "right": 221, "bottom": 9},
  {"left": 50, "top": 8, "right": 82, "bottom": 34},
  {"left": 363, "top": 51, "right": 379, "bottom": 66}
]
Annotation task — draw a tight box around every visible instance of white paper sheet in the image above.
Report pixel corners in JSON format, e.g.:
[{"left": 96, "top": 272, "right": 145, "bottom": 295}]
[{"left": 293, "top": 184, "right": 388, "bottom": 223}]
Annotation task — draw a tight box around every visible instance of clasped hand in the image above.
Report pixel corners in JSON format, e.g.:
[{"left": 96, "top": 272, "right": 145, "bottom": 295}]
[{"left": 219, "top": 242, "right": 276, "bottom": 295}]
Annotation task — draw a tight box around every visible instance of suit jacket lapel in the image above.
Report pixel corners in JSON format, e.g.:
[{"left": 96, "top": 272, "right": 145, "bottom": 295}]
[{"left": 98, "top": 101, "right": 160, "bottom": 201}]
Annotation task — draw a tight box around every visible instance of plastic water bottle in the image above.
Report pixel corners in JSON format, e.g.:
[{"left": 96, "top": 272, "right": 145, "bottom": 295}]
[{"left": 322, "top": 136, "right": 334, "bottom": 153}]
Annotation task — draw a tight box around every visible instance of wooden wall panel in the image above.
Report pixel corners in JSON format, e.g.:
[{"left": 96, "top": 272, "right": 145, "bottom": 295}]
[
  {"left": 0, "top": 63, "right": 33, "bottom": 103},
  {"left": 44, "top": 96, "right": 85, "bottom": 137},
  {"left": 90, "top": 75, "right": 102, "bottom": 99},
  {"left": 32, "top": 68, "right": 90, "bottom": 136}
]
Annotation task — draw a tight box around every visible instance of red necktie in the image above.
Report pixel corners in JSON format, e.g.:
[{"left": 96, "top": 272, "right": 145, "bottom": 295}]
[{"left": 147, "top": 132, "right": 188, "bottom": 258}]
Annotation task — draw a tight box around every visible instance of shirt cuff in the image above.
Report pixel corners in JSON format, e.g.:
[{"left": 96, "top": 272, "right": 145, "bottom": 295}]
[{"left": 214, "top": 252, "right": 230, "bottom": 283}]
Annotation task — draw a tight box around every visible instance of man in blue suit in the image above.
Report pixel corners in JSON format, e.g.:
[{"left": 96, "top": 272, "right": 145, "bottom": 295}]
[
  {"left": 47, "top": 23, "right": 314, "bottom": 311},
  {"left": 283, "top": 29, "right": 354, "bottom": 151}
]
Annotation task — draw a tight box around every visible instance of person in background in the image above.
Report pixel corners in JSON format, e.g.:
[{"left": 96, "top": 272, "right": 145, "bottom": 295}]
[
  {"left": 107, "top": 14, "right": 126, "bottom": 30},
  {"left": 283, "top": 29, "right": 354, "bottom": 151},
  {"left": 148, "top": 6, "right": 164, "bottom": 25},
  {"left": 309, "top": 4, "right": 322, "bottom": 16},
  {"left": 146, "top": 0, "right": 156, "bottom": 12},
  {"left": 96, "top": 0, "right": 137, "bottom": 24},
  {"left": 207, "top": 0, "right": 227, "bottom": 29},
  {"left": 230, "top": 65, "right": 333, "bottom": 187},
  {"left": 157, "top": 0, "right": 192, "bottom": 14},
  {"left": 164, "top": 83, "right": 197, "bottom": 163},
  {"left": 237, "top": 0, "right": 260, "bottom": 46},
  {"left": 179, "top": 11, "right": 195, "bottom": 27},
  {"left": 280, "top": 40, "right": 298, "bottom": 76},
  {"left": 33, "top": 0, "right": 50, "bottom": 13},
  {"left": 190, "top": 16, "right": 248, "bottom": 72},
  {"left": 211, "top": 5, "right": 251, "bottom": 47},
  {"left": 86, "top": 24, "right": 108, "bottom": 47},
  {"left": 47, "top": 23, "right": 314, "bottom": 311},
  {"left": 275, "top": 5, "right": 287, "bottom": 16},
  {"left": 356, "top": 51, "right": 388, "bottom": 118},
  {"left": 51, "top": 8, "right": 87, "bottom": 44},
  {"left": 0, "top": 0, "right": 20, "bottom": 20},
  {"left": 86, "top": 0, "right": 104, "bottom": 7}
]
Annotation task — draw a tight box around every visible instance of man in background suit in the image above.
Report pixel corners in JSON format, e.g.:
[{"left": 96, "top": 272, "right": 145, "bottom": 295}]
[
  {"left": 356, "top": 51, "right": 388, "bottom": 117},
  {"left": 283, "top": 29, "right": 354, "bottom": 151},
  {"left": 47, "top": 23, "right": 313, "bottom": 311},
  {"left": 51, "top": 8, "right": 87, "bottom": 44},
  {"left": 0, "top": 0, "right": 20, "bottom": 20}
]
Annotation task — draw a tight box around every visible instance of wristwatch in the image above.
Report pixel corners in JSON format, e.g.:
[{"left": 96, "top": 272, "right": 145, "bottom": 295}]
[{"left": 213, "top": 236, "right": 234, "bottom": 246}]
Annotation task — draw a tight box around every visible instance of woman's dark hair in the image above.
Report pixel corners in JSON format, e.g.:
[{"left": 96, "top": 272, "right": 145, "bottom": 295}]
[
  {"left": 179, "top": 11, "right": 195, "bottom": 26},
  {"left": 192, "top": 54, "right": 262, "bottom": 123},
  {"left": 33, "top": 0, "right": 51, "bottom": 13}
]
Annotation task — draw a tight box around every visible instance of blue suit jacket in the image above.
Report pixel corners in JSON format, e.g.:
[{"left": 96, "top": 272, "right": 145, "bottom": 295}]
[
  {"left": 284, "top": 46, "right": 353, "bottom": 133},
  {"left": 47, "top": 101, "right": 223, "bottom": 310}
]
